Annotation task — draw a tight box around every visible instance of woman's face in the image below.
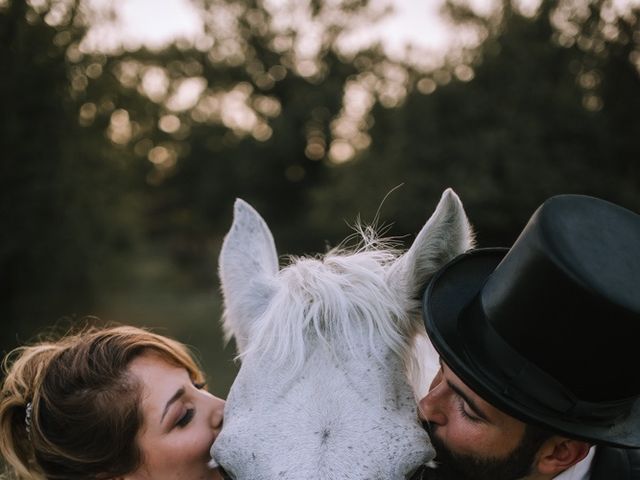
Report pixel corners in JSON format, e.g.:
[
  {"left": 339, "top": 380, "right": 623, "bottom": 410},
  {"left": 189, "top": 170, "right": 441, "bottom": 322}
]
[{"left": 123, "top": 352, "right": 225, "bottom": 480}]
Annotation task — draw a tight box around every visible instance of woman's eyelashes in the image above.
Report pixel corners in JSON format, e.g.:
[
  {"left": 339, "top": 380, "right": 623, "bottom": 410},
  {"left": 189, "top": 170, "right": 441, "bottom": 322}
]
[
  {"left": 171, "top": 381, "right": 206, "bottom": 429},
  {"left": 175, "top": 408, "right": 195, "bottom": 428}
]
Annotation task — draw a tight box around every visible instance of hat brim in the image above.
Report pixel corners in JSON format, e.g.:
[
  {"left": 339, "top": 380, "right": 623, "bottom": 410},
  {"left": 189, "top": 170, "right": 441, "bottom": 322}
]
[{"left": 423, "top": 248, "right": 640, "bottom": 448}]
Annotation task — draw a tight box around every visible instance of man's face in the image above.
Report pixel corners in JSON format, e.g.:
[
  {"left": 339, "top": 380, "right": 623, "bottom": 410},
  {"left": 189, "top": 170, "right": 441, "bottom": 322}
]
[{"left": 418, "top": 362, "right": 545, "bottom": 480}]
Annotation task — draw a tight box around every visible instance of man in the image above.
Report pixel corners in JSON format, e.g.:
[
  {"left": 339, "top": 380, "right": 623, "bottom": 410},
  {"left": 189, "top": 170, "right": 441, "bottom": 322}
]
[{"left": 415, "top": 194, "right": 640, "bottom": 479}]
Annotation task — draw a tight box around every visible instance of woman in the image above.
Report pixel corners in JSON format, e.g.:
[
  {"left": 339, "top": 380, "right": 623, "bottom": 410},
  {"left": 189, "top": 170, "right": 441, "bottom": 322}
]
[{"left": 0, "top": 325, "right": 225, "bottom": 479}]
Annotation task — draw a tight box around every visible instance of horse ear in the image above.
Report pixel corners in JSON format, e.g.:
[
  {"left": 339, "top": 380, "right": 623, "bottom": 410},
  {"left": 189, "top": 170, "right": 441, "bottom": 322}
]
[
  {"left": 386, "top": 188, "right": 475, "bottom": 311},
  {"left": 218, "top": 199, "right": 279, "bottom": 353}
]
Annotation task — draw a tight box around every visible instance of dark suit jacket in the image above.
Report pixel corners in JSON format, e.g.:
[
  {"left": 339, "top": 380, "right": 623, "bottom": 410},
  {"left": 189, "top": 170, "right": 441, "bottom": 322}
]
[
  {"left": 408, "top": 446, "right": 640, "bottom": 479},
  {"left": 591, "top": 446, "right": 640, "bottom": 480}
]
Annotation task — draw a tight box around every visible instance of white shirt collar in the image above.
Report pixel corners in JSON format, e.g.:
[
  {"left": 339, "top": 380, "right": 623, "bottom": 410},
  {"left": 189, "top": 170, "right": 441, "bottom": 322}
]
[{"left": 553, "top": 446, "right": 596, "bottom": 480}]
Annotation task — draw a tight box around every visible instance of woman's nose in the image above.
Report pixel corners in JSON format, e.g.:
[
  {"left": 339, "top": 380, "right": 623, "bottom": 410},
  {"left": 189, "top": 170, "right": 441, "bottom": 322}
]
[{"left": 204, "top": 393, "right": 225, "bottom": 429}]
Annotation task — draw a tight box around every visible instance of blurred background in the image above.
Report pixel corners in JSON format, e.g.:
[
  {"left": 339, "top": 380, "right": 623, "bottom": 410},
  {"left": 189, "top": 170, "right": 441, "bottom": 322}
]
[{"left": 1, "top": 0, "right": 638, "bottom": 396}]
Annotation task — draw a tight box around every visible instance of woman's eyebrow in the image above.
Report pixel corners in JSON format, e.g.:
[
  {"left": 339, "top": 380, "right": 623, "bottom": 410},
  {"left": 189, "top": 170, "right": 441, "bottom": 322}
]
[{"left": 161, "top": 387, "right": 185, "bottom": 423}]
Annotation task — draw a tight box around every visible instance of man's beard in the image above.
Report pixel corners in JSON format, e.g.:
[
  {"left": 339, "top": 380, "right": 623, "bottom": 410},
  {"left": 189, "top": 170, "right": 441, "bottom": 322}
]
[{"left": 422, "top": 422, "right": 545, "bottom": 480}]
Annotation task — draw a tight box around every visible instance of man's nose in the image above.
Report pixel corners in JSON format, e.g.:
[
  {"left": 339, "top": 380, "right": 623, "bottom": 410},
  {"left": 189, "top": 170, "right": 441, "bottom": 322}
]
[{"left": 418, "top": 384, "right": 447, "bottom": 426}]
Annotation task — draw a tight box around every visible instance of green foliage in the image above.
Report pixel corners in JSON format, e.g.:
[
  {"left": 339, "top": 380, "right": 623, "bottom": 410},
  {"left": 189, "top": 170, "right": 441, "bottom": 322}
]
[
  {"left": 309, "top": 0, "right": 640, "bottom": 246},
  {"left": 0, "top": 0, "right": 140, "bottom": 349},
  {"left": 1, "top": 0, "right": 639, "bottom": 393}
]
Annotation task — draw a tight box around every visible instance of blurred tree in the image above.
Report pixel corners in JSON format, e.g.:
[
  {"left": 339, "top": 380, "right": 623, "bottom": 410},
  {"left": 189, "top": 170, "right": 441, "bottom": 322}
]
[
  {"left": 2, "top": 0, "right": 639, "bottom": 392},
  {"left": 308, "top": 0, "right": 640, "bottom": 247},
  {"left": 0, "top": 0, "right": 140, "bottom": 349},
  {"left": 111, "top": 0, "right": 381, "bottom": 256},
  {"left": 0, "top": 0, "right": 394, "bottom": 391}
]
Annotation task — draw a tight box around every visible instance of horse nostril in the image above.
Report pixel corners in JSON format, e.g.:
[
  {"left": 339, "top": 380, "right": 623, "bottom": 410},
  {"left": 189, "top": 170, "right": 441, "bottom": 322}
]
[
  {"left": 420, "top": 419, "right": 431, "bottom": 434},
  {"left": 405, "top": 464, "right": 427, "bottom": 480},
  {"left": 218, "top": 465, "right": 235, "bottom": 480},
  {"left": 320, "top": 428, "right": 331, "bottom": 444}
]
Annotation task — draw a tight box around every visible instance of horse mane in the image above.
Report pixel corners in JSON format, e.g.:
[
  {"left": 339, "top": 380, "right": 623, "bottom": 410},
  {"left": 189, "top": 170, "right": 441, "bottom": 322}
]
[{"left": 240, "top": 234, "right": 416, "bottom": 373}]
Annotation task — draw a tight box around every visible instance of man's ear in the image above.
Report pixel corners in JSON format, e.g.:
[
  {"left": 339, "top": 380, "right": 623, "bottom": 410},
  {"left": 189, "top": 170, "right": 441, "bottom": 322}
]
[{"left": 534, "top": 436, "right": 591, "bottom": 476}]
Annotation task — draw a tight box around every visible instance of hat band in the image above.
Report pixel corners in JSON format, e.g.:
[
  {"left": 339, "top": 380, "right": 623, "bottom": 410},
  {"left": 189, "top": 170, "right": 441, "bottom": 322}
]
[{"left": 458, "top": 296, "right": 635, "bottom": 427}]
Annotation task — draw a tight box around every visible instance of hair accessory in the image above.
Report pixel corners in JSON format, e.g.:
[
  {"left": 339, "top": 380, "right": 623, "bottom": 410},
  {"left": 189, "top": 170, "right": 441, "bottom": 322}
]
[{"left": 25, "top": 402, "right": 33, "bottom": 436}]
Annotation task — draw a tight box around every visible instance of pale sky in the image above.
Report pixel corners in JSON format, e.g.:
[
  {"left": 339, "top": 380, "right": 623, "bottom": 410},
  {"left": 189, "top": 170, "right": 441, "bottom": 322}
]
[
  {"left": 82, "top": 0, "right": 466, "bottom": 66},
  {"left": 81, "top": 0, "right": 639, "bottom": 67}
]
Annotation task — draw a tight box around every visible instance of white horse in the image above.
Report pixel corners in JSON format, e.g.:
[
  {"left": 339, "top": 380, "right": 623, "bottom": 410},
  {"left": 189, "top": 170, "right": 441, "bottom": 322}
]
[{"left": 211, "top": 189, "right": 474, "bottom": 480}]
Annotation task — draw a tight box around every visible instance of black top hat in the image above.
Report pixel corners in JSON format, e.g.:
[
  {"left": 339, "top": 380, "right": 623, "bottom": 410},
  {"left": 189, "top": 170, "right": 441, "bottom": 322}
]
[{"left": 422, "top": 194, "right": 640, "bottom": 448}]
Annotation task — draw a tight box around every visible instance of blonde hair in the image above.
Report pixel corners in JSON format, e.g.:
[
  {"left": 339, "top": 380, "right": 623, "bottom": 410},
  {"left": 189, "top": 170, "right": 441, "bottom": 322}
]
[{"left": 0, "top": 325, "right": 205, "bottom": 479}]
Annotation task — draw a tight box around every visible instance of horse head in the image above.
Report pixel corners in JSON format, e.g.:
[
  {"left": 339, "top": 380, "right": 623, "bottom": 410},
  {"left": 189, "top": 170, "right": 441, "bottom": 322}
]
[{"left": 212, "top": 189, "right": 474, "bottom": 479}]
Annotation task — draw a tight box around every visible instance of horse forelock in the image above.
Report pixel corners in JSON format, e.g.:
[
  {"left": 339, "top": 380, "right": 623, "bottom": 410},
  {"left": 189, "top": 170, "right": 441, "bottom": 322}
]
[{"left": 241, "top": 245, "right": 412, "bottom": 373}]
